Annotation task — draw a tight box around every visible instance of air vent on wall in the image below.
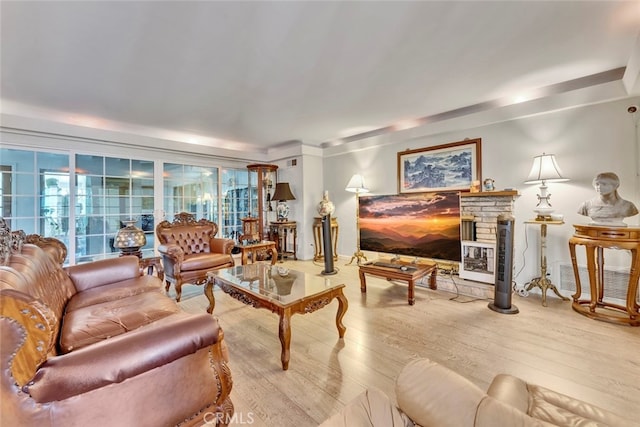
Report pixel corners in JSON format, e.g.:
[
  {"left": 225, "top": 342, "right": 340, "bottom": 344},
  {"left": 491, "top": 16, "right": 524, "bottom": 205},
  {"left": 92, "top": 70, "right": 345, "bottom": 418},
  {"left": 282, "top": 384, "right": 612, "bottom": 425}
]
[
  {"left": 286, "top": 159, "right": 297, "bottom": 167},
  {"left": 558, "top": 263, "right": 633, "bottom": 303}
]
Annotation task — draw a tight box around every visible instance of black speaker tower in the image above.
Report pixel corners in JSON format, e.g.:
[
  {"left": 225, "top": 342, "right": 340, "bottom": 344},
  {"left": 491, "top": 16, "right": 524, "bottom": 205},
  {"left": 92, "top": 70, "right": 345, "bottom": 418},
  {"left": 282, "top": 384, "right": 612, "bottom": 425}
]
[
  {"left": 320, "top": 214, "right": 337, "bottom": 275},
  {"left": 489, "top": 214, "right": 519, "bottom": 314}
]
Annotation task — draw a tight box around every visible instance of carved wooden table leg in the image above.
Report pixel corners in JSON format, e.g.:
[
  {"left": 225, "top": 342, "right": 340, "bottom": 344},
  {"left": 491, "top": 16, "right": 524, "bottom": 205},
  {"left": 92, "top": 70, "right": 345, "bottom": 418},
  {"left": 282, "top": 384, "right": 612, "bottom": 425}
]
[
  {"left": 278, "top": 308, "right": 292, "bottom": 370},
  {"left": 268, "top": 246, "right": 278, "bottom": 265},
  {"left": 585, "top": 245, "right": 598, "bottom": 312},
  {"left": 407, "top": 280, "right": 415, "bottom": 305},
  {"left": 359, "top": 269, "right": 367, "bottom": 294},
  {"left": 627, "top": 248, "right": 640, "bottom": 319},
  {"left": 205, "top": 280, "right": 216, "bottom": 314},
  {"left": 335, "top": 290, "right": 348, "bottom": 337},
  {"left": 428, "top": 268, "right": 437, "bottom": 290},
  {"left": 568, "top": 238, "right": 582, "bottom": 301}
]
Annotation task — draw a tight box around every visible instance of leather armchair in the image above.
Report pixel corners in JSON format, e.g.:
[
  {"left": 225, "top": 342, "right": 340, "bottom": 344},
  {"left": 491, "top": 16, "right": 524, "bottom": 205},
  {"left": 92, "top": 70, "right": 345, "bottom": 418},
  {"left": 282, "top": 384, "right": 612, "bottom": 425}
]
[
  {"left": 156, "top": 212, "right": 235, "bottom": 302},
  {"left": 321, "top": 358, "right": 635, "bottom": 427}
]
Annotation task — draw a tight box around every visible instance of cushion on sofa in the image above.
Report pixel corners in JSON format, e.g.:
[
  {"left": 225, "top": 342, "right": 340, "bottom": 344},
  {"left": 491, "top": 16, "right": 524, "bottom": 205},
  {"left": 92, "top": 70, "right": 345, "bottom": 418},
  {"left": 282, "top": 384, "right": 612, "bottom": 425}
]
[
  {"left": 395, "top": 358, "right": 485, "bottom": 427},
  {"left": 487, "top": 374, "right": 636, "bottom": 426},
  {"left": 59, "top": 291, "right": 180, "bottom": 352},
  {"left": 64, "top": 275, "right": 164, "bottom": 312},
  {"left": 181, "top": 252, "right": 234, "bottom": 271},
  {"left": 526, "top": 383, "right": 637, "bottom": 427},
  {"left": 486, "top": 374, "right": 530, "bottom": 413},
  {"left": 26, "top": 312, "right": 221, "bottom": 402},
  {"left": 475, "top": 395, "right": 556, "bottom": 427},
  {"left": 66, "top": 256, "right": 141, "bottom": 292}
]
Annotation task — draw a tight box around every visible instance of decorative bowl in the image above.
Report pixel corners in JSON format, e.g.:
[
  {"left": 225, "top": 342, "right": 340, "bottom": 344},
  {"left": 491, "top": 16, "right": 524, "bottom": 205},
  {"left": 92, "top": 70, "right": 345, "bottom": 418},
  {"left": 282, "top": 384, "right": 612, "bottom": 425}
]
[{"left": 277, "top": 267, "right": 289, "bottom": 277}]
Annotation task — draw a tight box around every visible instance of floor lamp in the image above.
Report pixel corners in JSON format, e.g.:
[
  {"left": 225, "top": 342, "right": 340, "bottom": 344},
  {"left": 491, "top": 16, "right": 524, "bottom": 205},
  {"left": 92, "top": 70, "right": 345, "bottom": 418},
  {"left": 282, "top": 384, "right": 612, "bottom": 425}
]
[{"left": 345, "top": 174, "right": 369, "bottom": 265}]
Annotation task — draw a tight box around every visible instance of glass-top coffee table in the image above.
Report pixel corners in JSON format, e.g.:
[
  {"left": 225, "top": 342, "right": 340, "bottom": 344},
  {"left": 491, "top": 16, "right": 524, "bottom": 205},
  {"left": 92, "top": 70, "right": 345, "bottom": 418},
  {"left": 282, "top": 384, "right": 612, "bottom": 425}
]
[{"left": 206, "top": 264, "right": 348, "bottom": 370}]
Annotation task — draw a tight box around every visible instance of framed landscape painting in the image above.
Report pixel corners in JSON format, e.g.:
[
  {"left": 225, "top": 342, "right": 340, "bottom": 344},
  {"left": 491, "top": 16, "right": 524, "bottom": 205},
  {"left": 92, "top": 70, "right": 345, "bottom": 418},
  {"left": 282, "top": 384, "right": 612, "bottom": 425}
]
[{"left": 397, "top": 138, "right": 481, "bottom": 193}]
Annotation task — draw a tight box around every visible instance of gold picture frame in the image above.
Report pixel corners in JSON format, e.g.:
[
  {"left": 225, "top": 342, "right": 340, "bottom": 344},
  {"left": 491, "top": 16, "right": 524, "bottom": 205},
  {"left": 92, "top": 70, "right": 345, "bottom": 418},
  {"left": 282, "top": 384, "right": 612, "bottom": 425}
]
[{"left": 397, "top": 138, "right": 482, "bottom": 193}]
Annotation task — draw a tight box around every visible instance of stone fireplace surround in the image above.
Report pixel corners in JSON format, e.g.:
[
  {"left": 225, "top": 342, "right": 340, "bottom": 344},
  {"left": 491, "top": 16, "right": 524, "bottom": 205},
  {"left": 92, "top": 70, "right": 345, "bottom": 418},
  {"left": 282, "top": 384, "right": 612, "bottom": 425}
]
[{"left": 430, "top": 190, "right": 519, "bottom": 299}]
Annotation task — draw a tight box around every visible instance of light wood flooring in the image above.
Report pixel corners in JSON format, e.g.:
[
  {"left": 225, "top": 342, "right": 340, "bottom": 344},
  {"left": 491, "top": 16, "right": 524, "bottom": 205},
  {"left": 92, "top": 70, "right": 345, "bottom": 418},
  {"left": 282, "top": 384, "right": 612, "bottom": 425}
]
[{"left": 178, "top": 259, "right": 640, "bottom": 426}]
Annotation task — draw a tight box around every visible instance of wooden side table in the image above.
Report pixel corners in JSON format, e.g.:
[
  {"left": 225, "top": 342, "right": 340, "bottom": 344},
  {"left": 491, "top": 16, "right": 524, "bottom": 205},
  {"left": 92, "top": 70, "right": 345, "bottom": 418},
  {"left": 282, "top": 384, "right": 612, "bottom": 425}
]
[
  {"left": 269, "top": 221, "right": 297, "bottom": 260},
  {"left": 359, "top": 259, "right": 438, "bottom": 305},
  {"left": 525, "top": 220, "right": 570, "bottom": 307},
  {"left": 569, "top": 224, "right": 640, "bottom": 326},
  {"left": 140, "top": 256, "right": 164, "bottom": 281},
  {"left": 313, "top": 216, "right": 338, "bottom": 261},
  {"left": 236, "top": 241, "right": 277, "bottom": 265}
]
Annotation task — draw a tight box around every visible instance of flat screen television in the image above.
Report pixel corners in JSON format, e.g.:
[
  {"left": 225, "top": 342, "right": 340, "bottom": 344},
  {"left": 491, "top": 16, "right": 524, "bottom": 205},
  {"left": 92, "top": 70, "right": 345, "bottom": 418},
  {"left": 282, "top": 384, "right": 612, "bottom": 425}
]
[{"left": 358, "top": 192, "right": 461, "bottom": 262}]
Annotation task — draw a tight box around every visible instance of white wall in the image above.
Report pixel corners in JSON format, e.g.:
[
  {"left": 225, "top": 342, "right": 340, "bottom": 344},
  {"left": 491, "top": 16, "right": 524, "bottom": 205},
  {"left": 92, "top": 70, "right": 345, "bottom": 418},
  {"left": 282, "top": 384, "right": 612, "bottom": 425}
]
[
  {"left": 323, "top": 97, "right": 640, "bottom": 287},
  {"left": 3, "top": 96, "right": 639, "bottom": 281}
]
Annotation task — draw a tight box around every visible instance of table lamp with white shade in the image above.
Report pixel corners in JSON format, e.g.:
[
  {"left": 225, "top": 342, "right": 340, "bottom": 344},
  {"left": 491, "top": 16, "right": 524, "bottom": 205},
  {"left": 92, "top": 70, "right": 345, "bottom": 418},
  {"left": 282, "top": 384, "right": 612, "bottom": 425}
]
[{"left": 524, "top": 153, "right": 569, "bottom": 220}]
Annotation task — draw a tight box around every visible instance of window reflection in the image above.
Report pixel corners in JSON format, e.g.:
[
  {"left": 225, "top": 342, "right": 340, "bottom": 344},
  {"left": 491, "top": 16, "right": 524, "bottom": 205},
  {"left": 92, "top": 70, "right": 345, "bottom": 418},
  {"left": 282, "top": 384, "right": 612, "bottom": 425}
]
[
  {"left": 2, "top": 148, "right": 241, "bottom": 265},
  {"left": 163, "top": 163, "right": 219, "bottom": 224}
]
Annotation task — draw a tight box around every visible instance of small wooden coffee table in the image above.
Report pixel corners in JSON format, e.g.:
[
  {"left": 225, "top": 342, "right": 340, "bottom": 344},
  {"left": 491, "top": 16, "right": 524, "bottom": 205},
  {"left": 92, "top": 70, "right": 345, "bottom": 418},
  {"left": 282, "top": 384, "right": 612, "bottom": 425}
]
[
  {"left": 207, "top": 264, "right": 348, "bottom": 370},
  {"left": 235, "top": 240, "right": 277, "bottom": 265},
  {"left": 359, "top": 259, "right": 438, "bottom": 305}
]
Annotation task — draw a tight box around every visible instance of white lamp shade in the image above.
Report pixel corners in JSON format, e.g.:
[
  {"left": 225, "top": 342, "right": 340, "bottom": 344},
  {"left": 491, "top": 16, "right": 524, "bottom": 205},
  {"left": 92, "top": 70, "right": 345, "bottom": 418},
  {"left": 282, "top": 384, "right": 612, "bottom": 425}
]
[
  {"left": 524, "top": 153, "right": 569, "bottom": 184},
  {"left": 345, "top": 174, "right": 369, "bottom": 193}
]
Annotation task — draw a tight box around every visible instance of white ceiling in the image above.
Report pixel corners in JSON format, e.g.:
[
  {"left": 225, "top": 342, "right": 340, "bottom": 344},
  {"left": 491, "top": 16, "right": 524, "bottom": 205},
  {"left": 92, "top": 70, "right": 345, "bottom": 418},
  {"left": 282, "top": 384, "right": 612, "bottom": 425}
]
[{"left": 1, "top": 1, "right": 640, "bottom": 154}]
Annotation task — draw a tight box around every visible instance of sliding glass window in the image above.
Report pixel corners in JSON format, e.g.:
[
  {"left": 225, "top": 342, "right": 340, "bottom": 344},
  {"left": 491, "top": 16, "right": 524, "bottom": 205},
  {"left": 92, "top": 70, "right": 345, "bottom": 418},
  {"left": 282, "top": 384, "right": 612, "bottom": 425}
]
[
  {"left": 76, "top": 155, "right": 155, "bottom": 260},
  {"left": 220, "top": 167, "right": 255, "bottom": 240},
  {"left": 0, "top": 148, "right": 71, "bottom": 253},
  {"left": 163, "top": 163, "right": 219, "bottom": 224},
  {"left": 2, "top": 147, "right": 251, "bottom": 263}
]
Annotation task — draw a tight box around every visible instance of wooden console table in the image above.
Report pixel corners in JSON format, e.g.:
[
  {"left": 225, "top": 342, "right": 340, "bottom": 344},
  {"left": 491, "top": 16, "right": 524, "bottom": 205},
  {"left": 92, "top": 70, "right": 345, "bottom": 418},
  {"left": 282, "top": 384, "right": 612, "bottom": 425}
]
[
  {"left": 313, "top": 216, "right": 338, "bottom": 261},
  {"left": 235, "top": 241, "right": 277, "bottom": 265},
  {"left": 568, "top": 224, "right": 640, "bottom": 326},
  {"left": 269, "top": 221, "right": 297, "bottom": 260}
]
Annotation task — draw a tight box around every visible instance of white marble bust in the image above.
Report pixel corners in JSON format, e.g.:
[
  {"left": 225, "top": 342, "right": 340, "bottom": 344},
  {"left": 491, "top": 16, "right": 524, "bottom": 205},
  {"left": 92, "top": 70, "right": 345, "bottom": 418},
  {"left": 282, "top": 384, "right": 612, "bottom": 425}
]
[{"left": 577, "top": 172, "right": 638, "bottom": 227}]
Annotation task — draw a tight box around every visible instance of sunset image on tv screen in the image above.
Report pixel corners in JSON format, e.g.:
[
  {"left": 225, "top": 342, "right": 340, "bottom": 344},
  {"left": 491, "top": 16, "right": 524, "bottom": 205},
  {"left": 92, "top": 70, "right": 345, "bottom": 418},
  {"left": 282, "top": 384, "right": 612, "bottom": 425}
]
[{"left": 359, "top": 192, "right": 461, "bottom": 261}]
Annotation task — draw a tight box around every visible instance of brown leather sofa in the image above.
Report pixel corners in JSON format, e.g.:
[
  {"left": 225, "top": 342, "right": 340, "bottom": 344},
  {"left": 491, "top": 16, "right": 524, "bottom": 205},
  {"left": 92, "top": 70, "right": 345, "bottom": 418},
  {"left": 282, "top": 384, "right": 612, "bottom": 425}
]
[
  {"left": 156, "top": 212, "right": 235, "bottom": 302},
  {"left": 321, "top": 358, "right": 635, "bottom": 427},
  {"left": 0, "top": 221, "right": 233, "bottom": 427}
]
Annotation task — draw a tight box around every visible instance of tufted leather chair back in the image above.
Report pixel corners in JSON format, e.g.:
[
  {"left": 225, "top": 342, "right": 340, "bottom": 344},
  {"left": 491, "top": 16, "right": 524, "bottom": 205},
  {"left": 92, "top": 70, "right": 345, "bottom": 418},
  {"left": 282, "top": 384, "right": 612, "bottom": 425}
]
[
  {"left": 158, "top": 224, "right": 216, "bottom": 255},
  {"left": 155, "top": 212, "right": 235, "bottom": 302},
  {"left": 156, "top": 212, "right": 216, "bottom": 254}
]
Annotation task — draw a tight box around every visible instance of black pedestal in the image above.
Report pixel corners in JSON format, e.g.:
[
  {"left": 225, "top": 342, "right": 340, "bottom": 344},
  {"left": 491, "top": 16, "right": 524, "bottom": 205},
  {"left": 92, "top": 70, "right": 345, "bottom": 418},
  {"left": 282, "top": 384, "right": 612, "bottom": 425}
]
[{"left": 321, "top": 214, "right": 337, "bottom": 275}]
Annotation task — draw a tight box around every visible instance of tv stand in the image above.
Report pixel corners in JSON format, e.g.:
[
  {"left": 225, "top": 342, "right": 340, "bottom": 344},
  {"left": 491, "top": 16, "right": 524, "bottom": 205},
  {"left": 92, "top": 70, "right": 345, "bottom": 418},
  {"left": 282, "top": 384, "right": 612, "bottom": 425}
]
[{"left": 359, "top": 259, "right": 437, "bottom": 305}]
